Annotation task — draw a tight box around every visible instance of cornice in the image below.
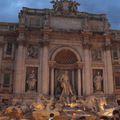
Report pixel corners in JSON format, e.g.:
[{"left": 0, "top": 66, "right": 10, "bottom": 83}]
[{"left": 39, "top": 40, "right": 50, "bottom": 47}]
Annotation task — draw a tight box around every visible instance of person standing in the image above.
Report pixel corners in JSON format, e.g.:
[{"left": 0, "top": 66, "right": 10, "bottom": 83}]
[
  {"left": 48, "top": 113, "right": 55, "bottom": 120},
  {"left": 111, "top": 110, "right": 120, "bottom": 120}
]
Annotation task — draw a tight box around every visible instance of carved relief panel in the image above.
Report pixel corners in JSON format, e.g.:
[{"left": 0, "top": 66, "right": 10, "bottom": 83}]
[
  {"left": 91, "top": 49, "right": 102, "bottom": 62},
  {"left": 27, "top": 45, "right": 39, "bottom": 59}
]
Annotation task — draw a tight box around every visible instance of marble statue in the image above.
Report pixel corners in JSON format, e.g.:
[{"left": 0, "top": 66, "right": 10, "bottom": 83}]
[
  {"left": 51, "top": 0, "right": 80, "bottom": 14},
  {"left": 27, "top": 70, "right": 37, "bottom": 91},
  {"left": 94, "top": 72, "right": 103, "bottom": 91},
  {"left": 60, "top": 71, "right": 73, "bottom": 97},
  {"left": 69, "top": 1, "right": 80, "bottom": 13}
]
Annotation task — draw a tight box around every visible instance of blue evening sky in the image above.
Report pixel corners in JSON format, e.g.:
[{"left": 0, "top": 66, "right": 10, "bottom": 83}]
[{"left": 0, "top": 0, "right": 120, "bottom": 30}]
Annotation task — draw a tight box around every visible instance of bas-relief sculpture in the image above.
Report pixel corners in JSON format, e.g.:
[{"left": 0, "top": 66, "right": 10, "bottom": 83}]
[
  {"left": 92, "top": 49, "right": 102, "bottom": 61},
  {"left": 27, "top": 45, "right": 39, "bottom": 59}
]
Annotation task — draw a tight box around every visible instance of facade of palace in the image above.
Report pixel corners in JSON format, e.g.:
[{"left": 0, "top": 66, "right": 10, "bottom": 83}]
[{"left": 0, "top": 0, "right": 120, "bottom": 100}]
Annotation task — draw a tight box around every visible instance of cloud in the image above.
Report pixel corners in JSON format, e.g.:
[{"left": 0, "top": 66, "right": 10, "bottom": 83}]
[
  {"left": 0, "top": 0, "right": 120, "bottom": 29},
  {"left": 78, "top": 0, "right": 120, "bottom": 29}
]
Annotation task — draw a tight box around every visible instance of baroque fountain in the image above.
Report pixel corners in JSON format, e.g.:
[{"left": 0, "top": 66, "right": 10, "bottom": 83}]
[{"left": 0, "top": 71, "right": 119, "bottom": 120}]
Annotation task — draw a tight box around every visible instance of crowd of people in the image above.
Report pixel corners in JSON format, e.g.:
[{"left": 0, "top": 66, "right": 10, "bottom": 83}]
[{"left": 48, "top": 109, "right": 120, "bottom": 120}]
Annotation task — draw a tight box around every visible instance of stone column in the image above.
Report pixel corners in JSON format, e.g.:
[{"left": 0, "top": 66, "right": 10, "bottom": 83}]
[
  {"left": 103, "top": 51, "right": 108, "bottom": 94},
  {"left": 14, "top": 33, "right": 26, "bottom": 94},
  {"left": 49, "top": 61, "right": 56, "bottom": 97},
  {"left": 41, "top": 41, "right": 49, "bottom": 95},
  {"left": 104, "top": 36, "right": 114, "bottom": 95},
  {"left": 51, "top": 68, "right": 54, "bottom": 97},
  {"left": 83, "top": 34, "right": 92, "bottom": 96},
  {"left": 78, "top": 69, "right": 82, "bottom": 96},
  {"left": 38, "top": 46, "right": 43, "bottom": 93},
  {"left": 72, "top": 70, "right": 75, "bottom": 91}
]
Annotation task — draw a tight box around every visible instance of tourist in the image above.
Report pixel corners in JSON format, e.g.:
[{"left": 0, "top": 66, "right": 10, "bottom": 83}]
[
  {"left": 70, "top": 113, "right": 79, "bottom": 120},
  {"left": 79, "top": 116, "right": 86, "bottom": 120},
  {"left": 48, "top": 113, "right": 55, "bottom": 120},
  {"left": 100, "top": 116, "right": 109, "bottom": 120},
  {"left": 111, "top": 110, "right": 120, "bottom": 120}
]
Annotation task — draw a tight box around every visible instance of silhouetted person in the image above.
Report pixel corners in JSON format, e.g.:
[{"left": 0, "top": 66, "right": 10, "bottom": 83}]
[
  {"left": 79, "top": 116, "right": 86, "bottom": 120},
  {"left": 48, "top": 113, "right": 54, "bottom": 120},
  {"left": 100, "top": 116, "right": 109, "bottom": 120},
  {"left": 111, "top": 110, "right": 120, "bottom": 120}
]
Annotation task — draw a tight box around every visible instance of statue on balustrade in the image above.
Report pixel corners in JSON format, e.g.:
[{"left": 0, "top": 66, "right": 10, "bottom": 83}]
[{"left": 51, "top": 0, "right": 80, "bottom": 14}]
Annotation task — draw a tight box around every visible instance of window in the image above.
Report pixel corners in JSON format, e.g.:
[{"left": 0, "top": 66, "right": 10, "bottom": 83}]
[
  {"left": 9, "top": 26, "right": 15, "bottom": 31},
  {"left": 114, "top": 72, "right": 120, "bottom": 89},
  {"left": 112, "top": 48, "right": 119, "bottom": 60},
  {"left": 5, "top": 42, "right": 13, "bottom": 55},
  {"left": 3, "top": 73, "right": 11, "bottom": 88},
  {"left": 115, "top": 75, "right": 120, "bottom": 89},
  {"left": 119, "top": 48, "right": 120, "bottom": 58}
]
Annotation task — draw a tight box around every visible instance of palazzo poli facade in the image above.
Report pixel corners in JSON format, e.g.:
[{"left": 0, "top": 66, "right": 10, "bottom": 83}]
[{"left": 0, "top": 0, "right": 120, "bottom": 100}]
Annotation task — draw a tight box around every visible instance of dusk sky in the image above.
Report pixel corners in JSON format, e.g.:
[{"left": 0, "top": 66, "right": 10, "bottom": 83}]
[{"left": 0, "top": 0, "right": 120, "bottom": 30}]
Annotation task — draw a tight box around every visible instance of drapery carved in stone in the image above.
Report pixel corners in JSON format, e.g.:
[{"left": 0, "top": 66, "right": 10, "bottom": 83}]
[
  {"left": 26, "top": 67, "right": 38, "bottom": 92},
  {"left": 93, "top": 69, "right": 103, "bottom": 93}
]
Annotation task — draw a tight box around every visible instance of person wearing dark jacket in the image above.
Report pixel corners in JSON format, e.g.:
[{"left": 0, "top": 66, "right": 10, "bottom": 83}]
[{"left": 111, "top": 110, "right": 120, "bottom": 120}]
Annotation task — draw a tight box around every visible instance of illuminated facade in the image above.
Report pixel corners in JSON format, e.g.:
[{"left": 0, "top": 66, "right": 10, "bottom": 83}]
[{"left": 0, "top": 1, "right": 120, "bottom": 100}]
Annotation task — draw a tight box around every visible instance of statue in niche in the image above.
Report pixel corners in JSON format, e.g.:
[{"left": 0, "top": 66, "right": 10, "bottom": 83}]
[
  {"left": 27, "top": 45, "right": 38, "bottom": 58},
  {"left": 93, "top": 71, "right": 103, "bottom": 92},
  {"left": 27, "top": 70, "right": 37, "bottom": 91},
  {"left": 92, "top": 49, "right": 102, "bottom": 61},
  {"left": 59, "top": 71, "right": 73, "bottom": 97}
]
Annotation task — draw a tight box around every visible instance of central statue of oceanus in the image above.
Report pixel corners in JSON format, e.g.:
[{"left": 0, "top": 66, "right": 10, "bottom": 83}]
[{"left": 59, "top": 71, "right": 73, "bottom": 97}]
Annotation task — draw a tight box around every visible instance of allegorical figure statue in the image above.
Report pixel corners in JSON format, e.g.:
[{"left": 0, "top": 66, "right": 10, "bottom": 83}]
[
  {"left": 94, "top": 72, "right": 103, "bottom": 91},
  {"left": 27, "top": 70, "right": 37, "bottom": 91},
  {"left": 60, "top": 71, "right": 73, "bottom": 96}
]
